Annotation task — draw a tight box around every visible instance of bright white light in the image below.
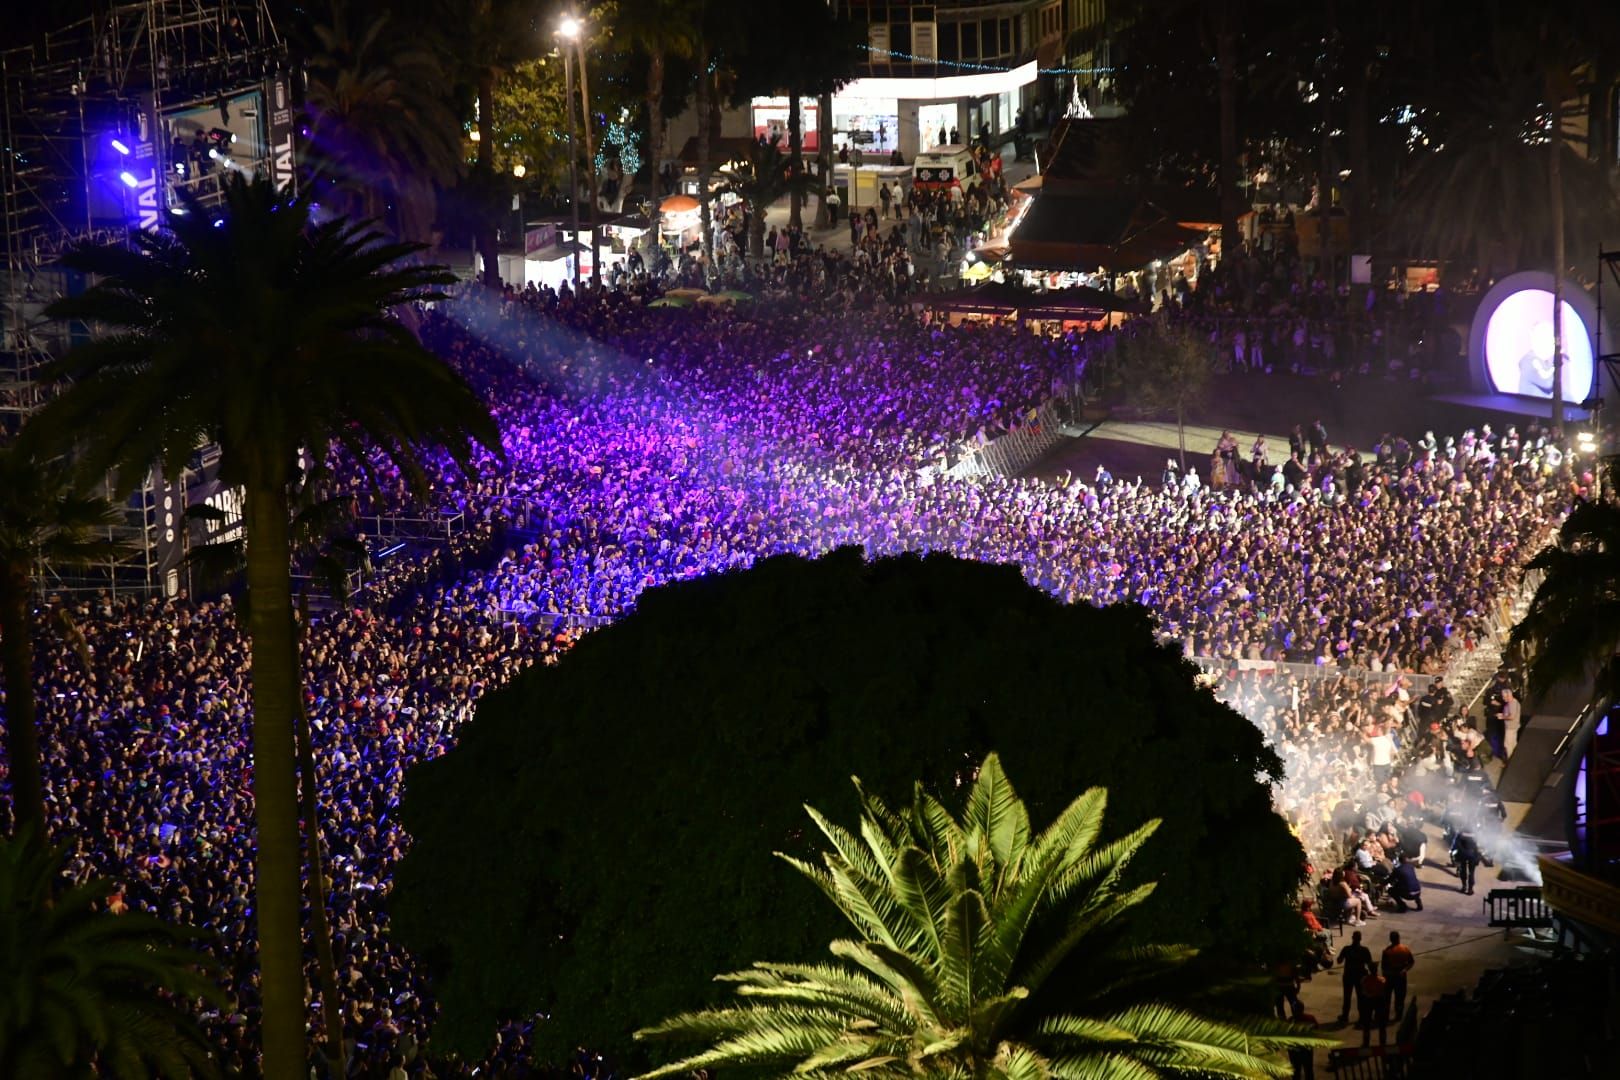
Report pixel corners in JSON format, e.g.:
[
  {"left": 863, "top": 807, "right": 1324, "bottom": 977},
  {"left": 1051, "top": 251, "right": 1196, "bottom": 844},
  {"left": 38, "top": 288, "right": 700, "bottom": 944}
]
[
  {"left": 557, "top": 14, "right": 583, "bottom": 39},
  {"left": 118, "top": 170, "right": 139, "bottom": 188},
  {"left": 110, "top": 138, "right": 131, "bottom": 155},
  {"left": 1484, "top": 288, "right": 1594, "bottom": 401},
  {"left": 513, "top": 163, "right": 527, "bottom": 178},
  {"left": 208, "top": 147, "right": 221, "bottom": 160}
]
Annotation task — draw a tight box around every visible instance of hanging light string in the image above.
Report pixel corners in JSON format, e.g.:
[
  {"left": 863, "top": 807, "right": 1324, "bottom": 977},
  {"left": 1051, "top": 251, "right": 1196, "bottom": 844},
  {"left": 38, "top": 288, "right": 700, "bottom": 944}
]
[{"left": 860, "top": 45, "right": 1114, "bottom": 76}]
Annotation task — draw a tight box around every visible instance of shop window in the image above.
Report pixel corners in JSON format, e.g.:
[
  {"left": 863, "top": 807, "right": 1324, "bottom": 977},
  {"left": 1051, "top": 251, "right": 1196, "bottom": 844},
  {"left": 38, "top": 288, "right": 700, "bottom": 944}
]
[
  {"left": 961, "top": 22, "right": 978, "bottom": 59},
  {"left": 1000, "top": 19, "right": 1011, "bottom": 55},
  {"left": 938, "top": 23, "right": 958, "bottom": 61}
]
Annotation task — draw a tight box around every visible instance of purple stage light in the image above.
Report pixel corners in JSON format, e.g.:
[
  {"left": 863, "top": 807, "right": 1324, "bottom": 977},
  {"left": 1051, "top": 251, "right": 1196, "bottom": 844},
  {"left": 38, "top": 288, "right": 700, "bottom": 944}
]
[
  {"left": 110, "top": 137, "right": 131, "bottom": 155},
  {"left": 118, "top": 170, "right": 140, "bottom": 188}
]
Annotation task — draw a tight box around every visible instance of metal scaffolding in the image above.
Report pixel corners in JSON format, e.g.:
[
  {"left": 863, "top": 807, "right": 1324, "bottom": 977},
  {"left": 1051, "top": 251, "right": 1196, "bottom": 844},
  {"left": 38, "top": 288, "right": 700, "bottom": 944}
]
[{"left": 1, "top": 1, "right": 284, "bottom": 595}]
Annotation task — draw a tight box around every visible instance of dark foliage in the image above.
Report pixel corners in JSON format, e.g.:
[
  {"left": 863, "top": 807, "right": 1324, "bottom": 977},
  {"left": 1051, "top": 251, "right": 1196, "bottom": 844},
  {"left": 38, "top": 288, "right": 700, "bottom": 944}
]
[{"left": 393, "top": 548, "right": 1304, "bottom": 1064}]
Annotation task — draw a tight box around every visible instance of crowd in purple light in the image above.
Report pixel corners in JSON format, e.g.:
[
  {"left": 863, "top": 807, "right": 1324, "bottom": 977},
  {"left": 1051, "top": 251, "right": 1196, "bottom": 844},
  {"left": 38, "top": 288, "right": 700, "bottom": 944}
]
[{"left": 7, "top": 283, "right": 1578, "bottom": 1075}]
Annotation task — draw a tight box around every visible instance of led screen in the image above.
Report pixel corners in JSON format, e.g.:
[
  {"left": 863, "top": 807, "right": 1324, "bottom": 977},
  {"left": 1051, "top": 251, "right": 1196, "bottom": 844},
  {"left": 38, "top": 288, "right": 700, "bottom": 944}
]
[{"left": 1484, "top": 288, "right": 1594, "bottom": 401}]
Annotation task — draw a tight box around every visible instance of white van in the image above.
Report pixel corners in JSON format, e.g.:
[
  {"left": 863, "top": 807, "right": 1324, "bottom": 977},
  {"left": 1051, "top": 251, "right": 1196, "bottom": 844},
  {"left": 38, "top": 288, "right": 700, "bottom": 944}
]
[{"left": 911, "top": 144, "right": 976, "bottom": 191}]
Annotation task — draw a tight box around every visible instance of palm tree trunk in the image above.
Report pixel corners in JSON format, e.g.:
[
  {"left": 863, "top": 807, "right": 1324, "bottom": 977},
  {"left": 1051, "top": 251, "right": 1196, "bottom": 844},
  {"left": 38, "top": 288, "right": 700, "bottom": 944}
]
[
  {"left": 647, "top": 49, "right": 666, "bottom": 221},
  {"left": 751, "top": 206, "right": 766, "bottom": 259},
  {"left": 816, "top": 90, "right": 833, "bottom": 228},
  {"left": 1551, "top": 86, "right": 1566, "bottom": 438},
  {"left": 1216, "top": 11, "right": 1241, "bottom": 263},
  {"left": 1347, "top": 56, "right": 1372, "bottom": 258},
  {"left": 243, "top": 483, "right": 309, "bottom": 1080},
  {"left": 1319, "top": 74, "right": 1335, "bottom": 289},
  {"left": 0, "top": 566, "right": 47, "bottom": 839},
  {"left": 697, "top": 42, "right": 714, "bottom": 266},
  {"left": 476, "top": 70, "right": 500, "bottom": 288},
  {"left": 788, "top": 88, "right": 803, "bottom": 230},
  {"left": 295, "top": 687, "right": 347, "bottom": 1079}
]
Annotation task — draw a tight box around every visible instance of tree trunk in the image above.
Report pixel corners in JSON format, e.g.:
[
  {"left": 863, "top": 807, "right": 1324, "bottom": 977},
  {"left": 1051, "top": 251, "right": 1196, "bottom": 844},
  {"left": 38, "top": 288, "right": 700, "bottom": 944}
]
[
  {"left": 288, "top": 601, "right": 346, "bottom": 1080},
  {"left": 816, "top": 91, "right": 833, "bottom": 228},
  {"left": 1347, "top": 55, "right": 1372, "bottom": 258},
  {"left": 476, "top": 70, "right": 500, "bottom": 288},
  {"left": 577, "top": 44, "right": 602, "bottom": 289},
  {"left": 1551, "top": 86, "right": 1566, "bottom": 437},
  {"left": 1176, "top": 403, "right": 1187, "bottom": 468},
  {"left": 1216, "top": 14, "right": 1241, "bottom": 265},
  {"left": 0, "top": 567, "right": 46, "bottom": 840},
  {"left": 243, "top": 483, "right": 309, "bottom": 1080},
  {"left": 296, "top": 693, "right": 347, "bottom": 1079},
  {"left": 1319, "top": 75, "right": 1335, "bottom": 290},
  {"left": 751, "top": 207, "right": 767, "bottom": 260},
  {"left": 788, "top": 89, "right": 803, "bottom": 230},
  {"left": 697, "top": 43, "right": 714, "bottom": 265},
  {"left": 646, "top": 49, "right": 666, "bottom": 223}
]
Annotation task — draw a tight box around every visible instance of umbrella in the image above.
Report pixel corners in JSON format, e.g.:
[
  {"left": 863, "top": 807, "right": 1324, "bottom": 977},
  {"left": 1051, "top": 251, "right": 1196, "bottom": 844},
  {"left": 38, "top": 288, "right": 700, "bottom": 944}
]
[
  {"left": 647, "top": 296, "right": 694, "bottom": 308},
  {"left": 714, "top": 289, "right": 754, "bottom": 301}
]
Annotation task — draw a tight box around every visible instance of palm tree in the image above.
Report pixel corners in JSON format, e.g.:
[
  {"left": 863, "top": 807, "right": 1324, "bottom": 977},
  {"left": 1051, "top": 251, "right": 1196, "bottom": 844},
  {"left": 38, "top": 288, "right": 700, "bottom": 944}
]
[
  {"left": 636, "top": 754, "right": 1326, "bottom": 1079},
  {"left": 301, "top": 0, "right": 464, "bottom": 243},
  {"left": 0, "top": 448, "right": 125, "bottom": 839},
  {"left": 1510, "top": 461, "right": 1620, "bottom": 700},
  {"left": 609, "top": 0, "right": 700, "bottom": 219},
  {"left": 0, "top": 831, "right": 224, "bottom": 1078},
  {"left": 719, "top": 136, "right": 822, "bottom": 260},
  {"left": 32, "top": 174, "right": 500, "bottom": 1079},
  {"left": 1387, "top": 11, "right": 1620, "bottom": 280}
]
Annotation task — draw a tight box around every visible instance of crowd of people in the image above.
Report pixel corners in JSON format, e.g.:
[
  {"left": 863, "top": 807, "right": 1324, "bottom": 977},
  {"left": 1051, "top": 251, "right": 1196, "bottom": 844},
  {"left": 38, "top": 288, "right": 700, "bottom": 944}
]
[{"left": 5, "top": 281, "right": 1582, "bottom": 1074}]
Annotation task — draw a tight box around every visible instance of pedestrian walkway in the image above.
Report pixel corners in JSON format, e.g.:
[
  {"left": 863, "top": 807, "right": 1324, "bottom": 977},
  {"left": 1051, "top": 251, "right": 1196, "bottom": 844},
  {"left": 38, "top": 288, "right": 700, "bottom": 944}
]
[{"left": 1294, "top": 823, "right": 1544, "bottom": 1071}]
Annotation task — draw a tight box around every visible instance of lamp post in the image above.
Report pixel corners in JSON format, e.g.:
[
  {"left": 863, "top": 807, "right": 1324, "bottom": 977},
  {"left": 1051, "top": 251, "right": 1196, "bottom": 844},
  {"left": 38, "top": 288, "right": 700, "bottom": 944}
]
[
  {"left": 558, "top": 18, "right": 582, "bottom": 289},
  {"left": 558, "top": 14, "right": 601, "bottom": 289}
]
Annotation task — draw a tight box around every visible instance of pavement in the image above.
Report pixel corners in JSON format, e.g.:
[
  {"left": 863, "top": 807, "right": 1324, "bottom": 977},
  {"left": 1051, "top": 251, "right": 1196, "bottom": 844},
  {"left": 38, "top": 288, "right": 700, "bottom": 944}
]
[{"left": 1294, "top": 822, "right": 1548, "bottom": 1069}]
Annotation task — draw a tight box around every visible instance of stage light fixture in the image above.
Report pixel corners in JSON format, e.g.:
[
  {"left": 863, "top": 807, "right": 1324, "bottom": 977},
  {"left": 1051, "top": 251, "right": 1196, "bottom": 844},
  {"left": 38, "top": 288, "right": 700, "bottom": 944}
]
[
  {"left": 208, "top": 148, "right": 221, "bottom": 160},
  {"left": 118, "top": 170, "right": 139, "bottom": 188},
  {"left": 110, "top": 137, "right": 131, "bottom": 155}
]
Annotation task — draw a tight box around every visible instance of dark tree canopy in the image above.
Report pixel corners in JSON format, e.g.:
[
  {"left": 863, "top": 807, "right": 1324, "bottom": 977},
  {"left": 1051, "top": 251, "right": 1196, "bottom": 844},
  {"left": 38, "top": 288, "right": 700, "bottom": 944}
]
[{"left": 392, "top": 548, "right": 1304, "bottom": 1064}]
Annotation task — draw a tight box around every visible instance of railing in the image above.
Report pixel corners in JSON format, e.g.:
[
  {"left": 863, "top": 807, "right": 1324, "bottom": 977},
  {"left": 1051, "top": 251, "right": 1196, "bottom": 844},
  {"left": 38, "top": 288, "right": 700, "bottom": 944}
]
[
  {"left": 1326, "top": 1044, "right": 1414, "bottom": 1079},
  {"left": 1483, "top": 886, "right": 1553, "bottom": 932},
  {"left": 492, "top": 607, "right": 616, "bottom": 631},
  {"left": 940, "top": 393, "right": 1078, "bottom": 480},
  {"left": 354, "top": 511, "right": 466, "bottom": 544},
  {"left": 1190, "top": 655, "right": 1437, "bottom": 695}
]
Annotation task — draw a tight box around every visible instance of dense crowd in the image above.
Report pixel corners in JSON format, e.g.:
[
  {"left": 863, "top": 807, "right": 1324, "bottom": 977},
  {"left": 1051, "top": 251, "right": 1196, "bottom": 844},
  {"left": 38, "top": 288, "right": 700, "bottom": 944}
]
[{"left": 4, "top": 284, "right": 1578, "bottom": 1075}]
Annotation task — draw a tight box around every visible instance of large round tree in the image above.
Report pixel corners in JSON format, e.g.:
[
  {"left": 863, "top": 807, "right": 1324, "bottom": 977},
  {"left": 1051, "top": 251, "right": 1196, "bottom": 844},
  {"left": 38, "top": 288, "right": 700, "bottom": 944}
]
[{"left": 392, "top": 548, "right": 1304, "bottom": 1063}]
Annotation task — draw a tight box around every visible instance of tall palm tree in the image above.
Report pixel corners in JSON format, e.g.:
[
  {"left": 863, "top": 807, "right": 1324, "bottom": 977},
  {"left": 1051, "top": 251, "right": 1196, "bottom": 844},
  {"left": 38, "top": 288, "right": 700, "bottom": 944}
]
[
  {"left": 609, "top": 0, "right": 700, "bottom": 219},
  {"left": 0, "top": 831, "right": 224, "bottom": 1078},
  {"left": 1510, "top": 461, "right": 1620, "bottom": 700},
  {"left": 1387, "top": 10, "right": 1620, "bottom": 280},
  {"left": 636, "top": 754, "right": 1326, "bottom": 1079},
  {"left": 0, "top": 448, "right": 126, "bottom": 839},
  {"left": 719, "top": 136, "right": 822, "bottom": 259},
  {"left": 32, "top": 174, "right": 500, "bottom": 1079},
  {"left": 301, "top": 0, "right": 464, "bottom": 242}
]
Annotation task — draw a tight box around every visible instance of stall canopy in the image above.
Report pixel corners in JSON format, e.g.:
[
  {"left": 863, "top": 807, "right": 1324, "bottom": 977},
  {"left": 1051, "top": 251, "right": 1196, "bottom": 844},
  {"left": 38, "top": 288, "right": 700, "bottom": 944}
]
[{"left": 1008, "top": 190, "right": 1207, "bottom": 273}]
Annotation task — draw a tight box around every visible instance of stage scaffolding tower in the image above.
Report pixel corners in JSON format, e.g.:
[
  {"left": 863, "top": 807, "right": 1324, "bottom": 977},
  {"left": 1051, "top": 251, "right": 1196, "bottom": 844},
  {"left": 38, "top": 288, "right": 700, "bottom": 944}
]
[{"left": 1, "top": 1, "right": 285, "bottom": 595}]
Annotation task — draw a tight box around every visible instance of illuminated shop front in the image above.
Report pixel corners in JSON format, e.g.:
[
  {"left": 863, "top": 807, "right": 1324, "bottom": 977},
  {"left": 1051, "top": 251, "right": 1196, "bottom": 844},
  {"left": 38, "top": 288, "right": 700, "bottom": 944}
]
[{"left": 750, "top": 60, "right": 1036, "bottom": 162}]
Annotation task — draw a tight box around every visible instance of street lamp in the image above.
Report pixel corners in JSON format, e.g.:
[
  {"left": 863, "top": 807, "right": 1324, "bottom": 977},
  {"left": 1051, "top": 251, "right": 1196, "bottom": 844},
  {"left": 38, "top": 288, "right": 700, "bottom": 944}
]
[{"left": 556, "top": 13, "right": 601, "bottom": 289}]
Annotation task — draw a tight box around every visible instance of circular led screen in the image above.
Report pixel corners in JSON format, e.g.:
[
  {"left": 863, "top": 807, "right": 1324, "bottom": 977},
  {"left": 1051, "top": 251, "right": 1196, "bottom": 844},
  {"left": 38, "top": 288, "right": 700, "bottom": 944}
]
[{"left": 1483, "top": 287, "right": 1594, "bottom": 401}]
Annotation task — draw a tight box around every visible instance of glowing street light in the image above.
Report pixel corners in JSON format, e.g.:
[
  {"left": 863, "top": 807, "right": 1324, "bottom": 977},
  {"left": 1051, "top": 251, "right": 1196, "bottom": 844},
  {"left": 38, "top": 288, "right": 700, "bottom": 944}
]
[
  {"left": 557, "top": 14, "right": 582, "bottom": 40},
  {"left": 512, "top": 163, "right": 527, "bottom": 179}
]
